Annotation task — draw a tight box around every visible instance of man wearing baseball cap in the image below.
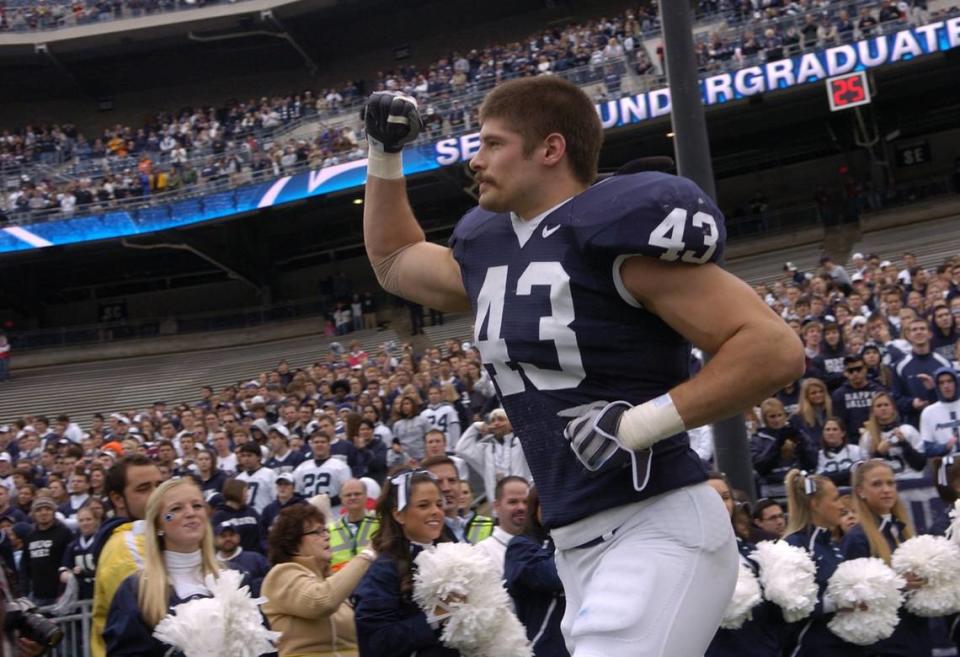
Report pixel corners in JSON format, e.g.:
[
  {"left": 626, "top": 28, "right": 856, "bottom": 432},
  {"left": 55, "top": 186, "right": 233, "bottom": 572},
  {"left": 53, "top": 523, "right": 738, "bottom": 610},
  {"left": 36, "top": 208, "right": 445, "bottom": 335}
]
[
  {"left": 259, "top": 472, "right": 306, "bottom": 538},
  {"left": 22, "top": 496, "right": 73, "bottom": 606},
  {"left": 215, "top": 523, "right": 270, "bottom": 596}
]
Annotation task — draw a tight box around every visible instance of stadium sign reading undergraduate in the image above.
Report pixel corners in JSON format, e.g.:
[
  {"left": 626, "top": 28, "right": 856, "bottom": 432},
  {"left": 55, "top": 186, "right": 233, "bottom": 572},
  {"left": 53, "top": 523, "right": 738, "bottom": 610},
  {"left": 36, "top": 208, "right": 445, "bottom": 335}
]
[
  {"left": 435, "top": 18, "right": 960, "bottom": 163},
  {"left": 2, "top": 19, "right": 958, "bottom": 254},
  {"left": 249, "top": 19, "right": 960, "bottom": 179}
]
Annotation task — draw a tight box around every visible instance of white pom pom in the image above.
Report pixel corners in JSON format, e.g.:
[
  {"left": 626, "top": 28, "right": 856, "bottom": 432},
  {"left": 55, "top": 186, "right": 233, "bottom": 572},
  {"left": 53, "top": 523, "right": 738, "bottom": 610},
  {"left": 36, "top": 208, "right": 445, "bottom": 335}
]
[
  {"left": 153, "top": 597, "right": 225, "bottom": 657},
  {"left": 413, "top": 543, "right": 532, "bottom": 657},
  {"left": 750, "top": 541, "right": 818, "bottom": 622},
  {"left": 153, "top": 569, "right": 280, "bottom": 657},
  {"left": 891, "top": 535, "right": 960, "bottom": 617},
  {"left": 826, "top": 558, "right": 904, "bottom": 645},
  {"left": 720, "top": 562, "right": 763, "bottom": 630}
]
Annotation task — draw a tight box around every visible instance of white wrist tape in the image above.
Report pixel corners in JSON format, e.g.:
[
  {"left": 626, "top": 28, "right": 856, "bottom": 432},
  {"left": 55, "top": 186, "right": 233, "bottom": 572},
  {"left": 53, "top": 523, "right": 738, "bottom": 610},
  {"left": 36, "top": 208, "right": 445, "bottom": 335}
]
[
  {"left": 616, "top": 393, "right": 686, "bottom": 451},
  {"left": 367, "top": 146, "right": 403, "bottom": 180}
]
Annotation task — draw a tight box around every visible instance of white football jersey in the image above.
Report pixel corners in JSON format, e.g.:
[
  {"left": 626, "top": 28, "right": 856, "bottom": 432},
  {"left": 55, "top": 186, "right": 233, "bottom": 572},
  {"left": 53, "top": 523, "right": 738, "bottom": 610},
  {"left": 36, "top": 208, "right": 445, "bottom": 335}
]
[
  {"left": 292, "top": 457, "right": 352, "bottom": 499},
  {"left": 420, "top": 404, "right": 461, "bottom": 444},
  {"left": 235, "top": 467, "right": 277, "bottom": 513}
]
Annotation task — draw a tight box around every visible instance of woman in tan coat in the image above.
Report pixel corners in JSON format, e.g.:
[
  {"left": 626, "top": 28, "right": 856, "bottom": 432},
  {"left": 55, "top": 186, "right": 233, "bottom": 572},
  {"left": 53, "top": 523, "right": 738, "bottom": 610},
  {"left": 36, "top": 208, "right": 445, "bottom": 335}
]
[{"left": 261, "top": 504, "right": 375, "bottom": 657}]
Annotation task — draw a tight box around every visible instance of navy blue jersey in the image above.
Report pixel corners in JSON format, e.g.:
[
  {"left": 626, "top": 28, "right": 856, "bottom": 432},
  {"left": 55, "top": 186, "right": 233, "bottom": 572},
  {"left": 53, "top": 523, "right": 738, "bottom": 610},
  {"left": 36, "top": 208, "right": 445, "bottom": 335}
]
[
  {"left": 62, "top": 534, "right": 97, "bottom": 599},
  {"left": 265, "top": 449, "right": 305, "bottom": 475},
  {"left": 450, "top": 172, "right": 723, "bottom": 528}
]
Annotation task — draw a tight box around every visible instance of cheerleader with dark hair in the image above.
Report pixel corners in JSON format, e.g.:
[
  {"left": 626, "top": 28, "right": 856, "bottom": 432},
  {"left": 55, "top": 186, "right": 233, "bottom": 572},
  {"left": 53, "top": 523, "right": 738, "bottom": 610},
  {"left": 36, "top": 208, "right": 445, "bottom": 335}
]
[
  {"left": 704, "top": 472, "right": 782, "bottom": 657},
  {"left": 842, "top": 460, "right": 929, "bottom": 657},
  {"left": 782, "top": 469, "right": 861, "bottom": 657},
  {"left": 352, "top": 470, "right": 458, "bottom": 657}
]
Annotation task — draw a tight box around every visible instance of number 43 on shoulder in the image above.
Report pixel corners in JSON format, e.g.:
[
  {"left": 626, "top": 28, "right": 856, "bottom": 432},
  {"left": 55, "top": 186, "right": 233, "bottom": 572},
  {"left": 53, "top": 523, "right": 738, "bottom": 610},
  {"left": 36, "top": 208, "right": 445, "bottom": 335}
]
[{"left": 648, "top": 208, "right": 718, "bottom": 264}]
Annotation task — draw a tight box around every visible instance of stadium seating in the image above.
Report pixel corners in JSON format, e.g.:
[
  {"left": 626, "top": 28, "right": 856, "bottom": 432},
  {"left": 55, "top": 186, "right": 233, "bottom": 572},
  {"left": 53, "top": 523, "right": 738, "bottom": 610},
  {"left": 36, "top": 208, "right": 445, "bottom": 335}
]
[
  {"left": 0, "top": 327, "right": 398, "bottom": 423},
  {"left": 4, "top": 0, "right": 943, "bottom": 225},
  {"left": 852, "top": 215, "right": 960, "bottom": 273}
]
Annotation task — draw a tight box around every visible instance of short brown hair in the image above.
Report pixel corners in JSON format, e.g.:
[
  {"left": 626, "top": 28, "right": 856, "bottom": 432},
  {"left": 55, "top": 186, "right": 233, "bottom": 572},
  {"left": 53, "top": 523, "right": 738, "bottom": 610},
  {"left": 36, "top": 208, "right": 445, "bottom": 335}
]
[
  {"left": 268, "top": 504, "right": 326, "bottom": 565},
  {"left": 479, "top": 76, "right": 603, "bottom": 185},
  {"left": 222, "top": 478, "right": 247, "bottom": 506},
  {"left": 105, "top": 454, "right": 155, "bottom": 501}
]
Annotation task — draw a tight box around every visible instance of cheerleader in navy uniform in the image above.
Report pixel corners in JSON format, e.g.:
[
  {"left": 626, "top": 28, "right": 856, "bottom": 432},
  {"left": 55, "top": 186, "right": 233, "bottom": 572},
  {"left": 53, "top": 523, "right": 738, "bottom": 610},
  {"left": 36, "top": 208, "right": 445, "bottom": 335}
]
[
  {"left": 842, "top": 460, "right": 930, "bottom": 657},
  {"left": 104, "top": 478, "right": 220, "bottom": 657},
  {"left": 705, "top": 472, "right": 782, "bottom": 657},
  {"left": 782, "top": 469, "right": 862, "bottom": 657},
  {"left": 352, "top": 470, "right": 459, "bottom": 657},
  {"left": 927, "top": 456, "right": 960, "bottom": 536},
  {"left": 922, "top": 456, "right": 960, "bottom": 654}
]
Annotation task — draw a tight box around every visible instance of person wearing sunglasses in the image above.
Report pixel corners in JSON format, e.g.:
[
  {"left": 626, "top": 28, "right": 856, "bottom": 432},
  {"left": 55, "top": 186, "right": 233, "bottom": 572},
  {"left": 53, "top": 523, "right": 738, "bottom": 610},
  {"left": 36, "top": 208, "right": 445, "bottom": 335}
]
[
  {"left": 261, "top": 504, "right": 375, "bottom": 657},
  {"left": 831, "top": 354, "right": 886, "bottom": 439}
]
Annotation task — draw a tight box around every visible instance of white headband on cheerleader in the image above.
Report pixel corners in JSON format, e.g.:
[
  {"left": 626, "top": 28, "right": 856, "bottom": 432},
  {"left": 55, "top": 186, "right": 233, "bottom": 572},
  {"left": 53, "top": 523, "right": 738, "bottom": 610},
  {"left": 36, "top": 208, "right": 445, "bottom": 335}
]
[
  {"left": 390, "top": 469, "right": 437, "bottom": 511},
  {"left": 799, "top": 470, "right": 817, "bottom": 496}
]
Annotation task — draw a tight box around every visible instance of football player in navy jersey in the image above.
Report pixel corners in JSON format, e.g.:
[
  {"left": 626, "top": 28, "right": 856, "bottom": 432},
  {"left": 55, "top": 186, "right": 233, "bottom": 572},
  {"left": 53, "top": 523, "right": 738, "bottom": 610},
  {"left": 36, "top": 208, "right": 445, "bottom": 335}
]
[{"left": 361, "top": 77, "right": 804, "bottom": 657}]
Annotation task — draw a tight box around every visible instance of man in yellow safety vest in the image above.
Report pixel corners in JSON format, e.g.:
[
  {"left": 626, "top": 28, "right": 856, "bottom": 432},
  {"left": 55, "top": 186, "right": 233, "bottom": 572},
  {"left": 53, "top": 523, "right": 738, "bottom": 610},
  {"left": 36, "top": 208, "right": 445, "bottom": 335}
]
[{"left": 328, "top": 478, "right": 379, "bottom": 572}]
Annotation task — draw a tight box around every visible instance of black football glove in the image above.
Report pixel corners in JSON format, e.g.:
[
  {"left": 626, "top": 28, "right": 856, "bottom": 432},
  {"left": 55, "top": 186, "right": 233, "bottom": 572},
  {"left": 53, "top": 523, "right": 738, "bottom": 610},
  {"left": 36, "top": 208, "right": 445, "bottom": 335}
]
[{"left": 361, "top": 92, "right": 423, "bottom": 153}]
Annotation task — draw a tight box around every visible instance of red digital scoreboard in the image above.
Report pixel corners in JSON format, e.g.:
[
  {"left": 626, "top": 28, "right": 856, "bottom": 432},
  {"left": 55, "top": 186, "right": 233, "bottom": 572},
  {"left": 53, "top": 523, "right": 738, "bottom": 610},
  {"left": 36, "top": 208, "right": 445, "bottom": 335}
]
[{"left": 826, "top": 70, "right": 871, "bottom": 112}]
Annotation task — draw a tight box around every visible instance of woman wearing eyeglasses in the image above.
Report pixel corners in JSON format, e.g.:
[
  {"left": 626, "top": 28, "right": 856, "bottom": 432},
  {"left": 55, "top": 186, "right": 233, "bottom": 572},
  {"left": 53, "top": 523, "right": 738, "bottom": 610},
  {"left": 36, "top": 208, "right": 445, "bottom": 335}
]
[
  {"left": 352, "top": 470, "right": 459, "bottom": 657},
  {"left": 261, "top": 504, "right": 375, "bottom": 657}
]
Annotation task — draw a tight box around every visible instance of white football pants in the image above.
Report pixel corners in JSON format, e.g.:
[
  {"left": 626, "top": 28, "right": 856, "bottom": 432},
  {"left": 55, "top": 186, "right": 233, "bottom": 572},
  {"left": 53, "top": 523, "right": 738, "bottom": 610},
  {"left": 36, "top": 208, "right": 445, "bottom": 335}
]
[{"left": 555, "top": 482, "right": 738, "bottom": 657}]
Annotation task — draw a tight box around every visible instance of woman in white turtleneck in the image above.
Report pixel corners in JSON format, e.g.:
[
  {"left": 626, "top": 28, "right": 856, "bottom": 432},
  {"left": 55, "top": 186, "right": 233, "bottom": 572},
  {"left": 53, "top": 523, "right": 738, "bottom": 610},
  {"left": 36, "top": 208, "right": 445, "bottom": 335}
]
[{"left": 104, "top": 478, "right": 220, "bottom": 657}]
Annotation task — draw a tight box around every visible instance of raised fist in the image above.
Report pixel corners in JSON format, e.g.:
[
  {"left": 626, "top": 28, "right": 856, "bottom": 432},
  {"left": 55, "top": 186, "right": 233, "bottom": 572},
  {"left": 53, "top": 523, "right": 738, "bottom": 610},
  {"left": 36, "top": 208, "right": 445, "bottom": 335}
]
[{"left": 361, "top": 92, "right": 423, "bottom": 153}]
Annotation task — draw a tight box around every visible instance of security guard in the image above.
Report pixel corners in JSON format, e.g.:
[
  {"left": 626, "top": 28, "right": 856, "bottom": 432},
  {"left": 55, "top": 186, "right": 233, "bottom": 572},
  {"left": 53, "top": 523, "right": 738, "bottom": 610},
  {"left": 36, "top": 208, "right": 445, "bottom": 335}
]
[{"left": 328, "top": 478, "right": 379, "bottom": 572}]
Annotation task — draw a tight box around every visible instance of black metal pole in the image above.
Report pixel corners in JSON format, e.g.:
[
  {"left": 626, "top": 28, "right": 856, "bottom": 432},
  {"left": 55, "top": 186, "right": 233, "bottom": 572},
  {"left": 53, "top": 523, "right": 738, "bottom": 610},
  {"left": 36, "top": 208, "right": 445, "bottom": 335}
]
[{"left": 660, "top": 1, "right": 756, "bottom": 501}]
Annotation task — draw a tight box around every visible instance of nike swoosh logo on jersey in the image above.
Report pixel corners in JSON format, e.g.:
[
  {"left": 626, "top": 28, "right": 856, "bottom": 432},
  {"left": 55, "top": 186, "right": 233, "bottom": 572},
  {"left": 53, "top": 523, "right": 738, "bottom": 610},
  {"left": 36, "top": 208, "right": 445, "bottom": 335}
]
[{"left": 542, "top": 224, "right": 561, "bottom": 238}]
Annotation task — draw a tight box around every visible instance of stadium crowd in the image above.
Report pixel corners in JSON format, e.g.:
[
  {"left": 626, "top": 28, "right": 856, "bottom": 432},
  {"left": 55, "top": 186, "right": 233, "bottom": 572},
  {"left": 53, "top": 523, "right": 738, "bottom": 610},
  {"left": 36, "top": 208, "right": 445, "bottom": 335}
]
[
  {"left": 3, "top": 0, "right": 950, "bottom": 223},
  {"left": 0, "top": 243, "right": 958, "bottom": 654},
  {"left": 0, "top": 0, "right": 257, "bottom": 32}
]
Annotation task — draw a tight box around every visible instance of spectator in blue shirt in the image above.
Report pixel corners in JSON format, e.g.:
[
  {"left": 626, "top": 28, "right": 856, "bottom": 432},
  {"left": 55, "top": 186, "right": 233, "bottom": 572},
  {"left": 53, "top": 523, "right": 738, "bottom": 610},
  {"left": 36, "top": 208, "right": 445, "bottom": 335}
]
[{"left": 893, "top": 318, "right": 952, "bottom": 426}]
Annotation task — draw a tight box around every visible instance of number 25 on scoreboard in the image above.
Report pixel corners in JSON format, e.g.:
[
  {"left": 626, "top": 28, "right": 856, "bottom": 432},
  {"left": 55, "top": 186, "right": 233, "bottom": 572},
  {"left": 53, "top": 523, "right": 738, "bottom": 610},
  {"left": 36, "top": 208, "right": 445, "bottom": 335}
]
[{"left": 826, "top": 71, "right": 871, "bottom": 112}]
